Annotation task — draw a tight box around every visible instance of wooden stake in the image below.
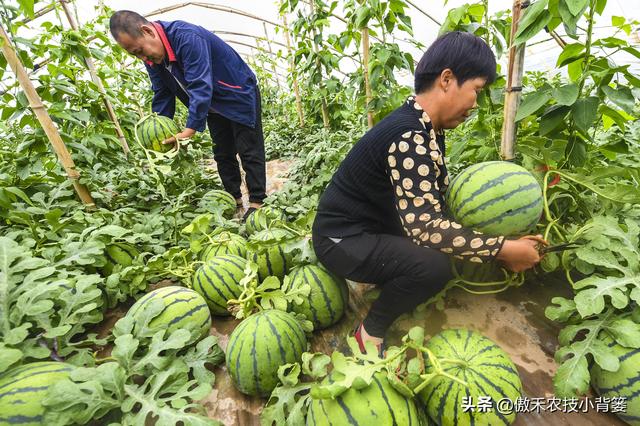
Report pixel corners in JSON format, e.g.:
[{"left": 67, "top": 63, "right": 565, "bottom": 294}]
[
  {"left": 282, "top": 14, "right": 305, "bottom": 127},
  {"left": 60, "top": 0, "right": 130, "bottom": 156},
  {"left": 0, "top": 23, "right": 94, "bottom": 207},
  {"left": 308, "top": 0, "right": 330, "bottom": 129},
  {"left": 500, "top": 0, "right": 528, "bottom": 160},
  {"left": 361, "top": 27, "right": 374, "bottom": 128}
]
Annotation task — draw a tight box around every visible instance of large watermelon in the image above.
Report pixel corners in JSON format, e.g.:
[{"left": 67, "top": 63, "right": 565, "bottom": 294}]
[
  {"left": 126, "top": 286, "right": 211, "bottom": 342},
  {"left": 591, "top": 335, "right": 640, "bottom": 425},
  {"left": 248, "top": 229, "right": 294, "bottom": 281},
  {"left": 446, "top": 161, "right": 543, "bottom": 236},
  {"left": 307, "top": 371, "right": 425, "bottom": 425},
  {"left": 135, "top": 113, "right": 180, "bottom": 152},
  {"left": 226, "top": 310, "right": 307, "bottom": 397},
  {"left": 245, "top": 206, "right": 287, "bottom": 235},
  {"left": 0, "top": 362, "right": 74, "bottom": 425},
  {"left": 419, "top": 329, "right": 522, "bottom": 426},
  {"left": 192, "top": 254, "right": 247, "bottom": 316},
  {"left": 200, "top": 189, "right": 237, "bottom": 219},
  {"left": 102, "top": 242, "right": 140, "bottom": 276},
  {"left": 289, "top": 264, "right": 348, "bottom": 329},
  {"left": 201, "top": 232, "right": 247, "bottom": 261}
]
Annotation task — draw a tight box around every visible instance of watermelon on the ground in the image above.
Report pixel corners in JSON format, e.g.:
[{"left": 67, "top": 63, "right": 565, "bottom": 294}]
[
  {"left": 306, "top": 371, "right": 425, "bottom": 425},
  {"left": 226, "top": 309, "right": 307, "bottom": 397},
  {"left": 419, "top": 329, "right": 522, "bottom": 426},
  {"left": 102, "top": 242, "right": 139, "bottom": 276},
  {"left": 289, "top": 264, "right": 348, "bottom": 329},
  {"left": 126, "top": 286, "right": 211, "bottom": 342},
  {"left": 201, "top": 231, "right": 247, "bottom": 261},
  {"left": 247, "top": 229, "right": 294, "bottom": 281},
  {"left": 591, "top": 335, "right": 640, "bottom": 425},
  {"left": 200, "top": 189, "right": 237, "bottom": 218},
  {"left": 245, "top": 206, "right": 287, "bottom": 235},
  {"left": 446, "top": 161, "right": 543, "bottom": 236},
  {"left": 192, "top": 254, "right": 247, "bottom": 316},
  {"left": 135, "top": 113, "right": 180, "bottom": 152},
  {"left": 0, "top": 361, "right": 74, "bottom": 426}
]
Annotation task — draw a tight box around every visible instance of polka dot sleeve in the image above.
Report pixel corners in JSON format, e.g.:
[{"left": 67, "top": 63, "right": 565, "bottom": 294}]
[{"left": 387, "top": 129, "right": 505, "bottom": 263}]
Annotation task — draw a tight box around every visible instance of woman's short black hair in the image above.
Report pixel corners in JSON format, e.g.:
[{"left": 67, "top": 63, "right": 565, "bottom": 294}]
[{"left": 414, "top": 31, "right": 497, "bottom": 94}]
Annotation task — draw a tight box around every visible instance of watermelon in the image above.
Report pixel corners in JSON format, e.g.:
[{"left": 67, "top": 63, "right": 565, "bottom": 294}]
[
  {"left": 0, "top": 361, "right": 74, "bottom": 425},
  {"left": 591, "top": 335, "right": 640, "bottom": 425},
  {"left": 245, "top": 206, "right": 287, "bottom": 235},
  {"left": 419, "top": 329, "right": 522, "bottom": 426},
  {"left": 289, "top": 264, "right": 348, "bottom": 329},
  {"left": 135, "top": 113, "right": 180, "bottom": 152},
  {"left": 446, "top": 161, "right": 543, "bottom": 236},
  {"left": 226, "top": 309, "right": 307, "bottom": 397},
  {"left": 200, "top": 189, "right": 237, "bottom": 218},
  {"left": 192, "top": 254, "right": 247, "bottom": 316},
  {"left": 307, "top": 371, "right": 425, "bottom": 425},
  {"left": 126, "top": 286, "right": 211, "bottom": 342},
  {"left": 201, "top": 232, "right": 247, "bottom": 261},
  {"left": 102, "top": 242, "right": 139, "bottom": 276},
  {"left": 248, "top": 229, "right": 294, "bottom": 281}
]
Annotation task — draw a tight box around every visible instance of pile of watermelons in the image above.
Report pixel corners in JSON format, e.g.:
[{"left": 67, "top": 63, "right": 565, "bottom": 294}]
[{"left": 2, "top": 157, "right": 638, "bottom": 426}]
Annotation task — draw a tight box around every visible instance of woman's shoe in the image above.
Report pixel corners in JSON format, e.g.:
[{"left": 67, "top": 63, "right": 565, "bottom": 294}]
[{"left": 353, "top": 323, "right": 386, "bottom": 358}]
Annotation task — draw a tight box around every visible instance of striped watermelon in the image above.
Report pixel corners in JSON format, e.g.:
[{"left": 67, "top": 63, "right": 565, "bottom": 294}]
[
  {"left": 248, "top": 229, "right": 294, "bottom": 281},
  {"left": 200, "top": 189, "right": 237, "bottom": 219},
  {"left": 591, "top": 335, "right": 640, "bottom": 425},
  {"left": 245, "top": 206, "right": 287, "bottom": 235},
  {"left": 289, "top": 264, "right": 348, "bottom": 329},
  {"left": 446, "top": 161, "right": 543, "bottom": 236},
  {"left": 0, "top": 361, "right": 74, "bottom": 426},
  {"left": 419, "top": 329, "right": 522, "bottom": 426},
  {"left": 201, "top": 232, "right": 247, "bottom": 261},
  {"left": 306, "top": 371, "right": 424, "bottom": 425},
  {"left": 135, "top": 113, "right": 180, "bottom": 152},
  {"left": 102, "top": 242, "right": 139, "bottom": 276},
  {"left": 192, "top": 254, "right": 247, "bottom": 316},
  {"left": 126, "top": 286, "right": 211, "bottom": 342},
  {"left": 226, "top": 309, "right": 307, "bottom": 397}
]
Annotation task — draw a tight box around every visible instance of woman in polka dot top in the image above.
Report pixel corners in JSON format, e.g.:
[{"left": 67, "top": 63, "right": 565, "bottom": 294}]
[{"left": 312, "top": 31, "right": 543, "bottom": 355}]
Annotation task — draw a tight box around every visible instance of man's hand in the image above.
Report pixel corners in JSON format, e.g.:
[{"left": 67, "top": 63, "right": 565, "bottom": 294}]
[
  {"left": 496, "top": 234, "right": 547, "bottom": 273},
  {"left": 162, "top": 127, "right": 196, "bottom": 148}
]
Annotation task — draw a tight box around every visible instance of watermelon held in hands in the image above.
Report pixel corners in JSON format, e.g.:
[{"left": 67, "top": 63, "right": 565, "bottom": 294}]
[
  {"left": 591, "top": 335, "right": 640, "bottom": 425},
  {"left": 419, "top": 329, "right": 522, "bottom": 426},
  {"left": 446, "top": 161, "right": 543, "bottom": 236},
  {"left": 289, "top": 264, "right": 348, "bottom": 329},
  {"left": 306, "top": 371, "right": 424, "bottom": 425},
  {"left": 226, "top": 309, "right": 307, "bottom": 397},
  {"left": 135, "top": 113, "right": 181, "bottom": 152},
  {"left": 0, "top": 362, "right": 74, "bottom": 426},
  {"left": 201, "top": 231, "right": 247, "bottom": 261},
  {"left": 199, "top": 189, "right": 237, "bottom": 219},
  {"left": 192, "top": 254, "right": 247, "bottom": 316},
  {"left": 126, "top": 286, "right": 211, "bottom": 342}
]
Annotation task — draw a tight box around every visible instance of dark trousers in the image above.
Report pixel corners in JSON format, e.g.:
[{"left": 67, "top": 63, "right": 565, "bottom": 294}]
[
  {"left": 207, "top": 89, "right": 266, "bottom": 203},
  {"left": 313, "top": 233, "right": 453, "bottom": 337}
]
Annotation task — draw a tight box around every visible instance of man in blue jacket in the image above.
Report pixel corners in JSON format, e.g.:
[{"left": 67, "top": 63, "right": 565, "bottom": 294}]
[{"left": 109, "top": 10, "right": 266, "bottom": 218}]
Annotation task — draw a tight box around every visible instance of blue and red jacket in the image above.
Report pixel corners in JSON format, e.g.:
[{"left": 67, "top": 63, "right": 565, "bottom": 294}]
[{"left": 144, "top": 20, "right": 258, "bottom": 130}]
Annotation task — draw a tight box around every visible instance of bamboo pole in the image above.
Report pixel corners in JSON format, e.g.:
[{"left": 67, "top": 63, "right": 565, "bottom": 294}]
[
  {"left": 60, "top": 0, "right": 130, "bottom": 156},
  {"left": 282, "top": 14, "right": 305, "bottom": 127},
  {"left": 145, "top": 3, "right": 282, "bottom": 28},
  {"left": 500, "top": 0, "right": 528, "bottom": 160},
  {"left": 0, "top": 23, "right": 94, "bottom": 207},
  {"left": 17, "top": 3, "right": 56, "bottom": 25},
  {"left": 362, "top": 27, "right": 373, "bottom": 128},
  {"left": 308, "top": 1, "right": 330, "bottom": 129},
  {"left": 405, "top": 0, "right": 441, "bottom": 25}
]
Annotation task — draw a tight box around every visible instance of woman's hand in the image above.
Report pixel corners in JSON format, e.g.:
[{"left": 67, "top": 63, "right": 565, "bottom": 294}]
[
  {"left": 162, "top": 127, "right": 196, "bottom": 149},
  {"left": 496, "top": 234, "right": 547, "bottom": 273}
]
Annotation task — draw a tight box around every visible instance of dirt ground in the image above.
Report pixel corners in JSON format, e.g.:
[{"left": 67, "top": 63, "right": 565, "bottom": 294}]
[{"left": 198, "top": 159, "right": 624, "bottom": 426}]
